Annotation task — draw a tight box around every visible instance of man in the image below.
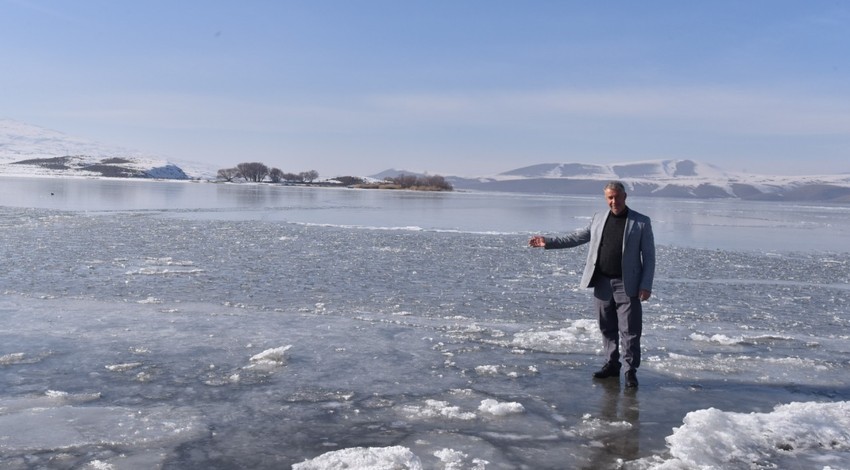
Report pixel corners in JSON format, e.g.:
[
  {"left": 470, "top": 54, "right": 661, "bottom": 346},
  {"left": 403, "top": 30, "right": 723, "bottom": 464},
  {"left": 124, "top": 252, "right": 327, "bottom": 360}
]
[{"left": 529, "top": 181, "right": 655, "bottom": 388}]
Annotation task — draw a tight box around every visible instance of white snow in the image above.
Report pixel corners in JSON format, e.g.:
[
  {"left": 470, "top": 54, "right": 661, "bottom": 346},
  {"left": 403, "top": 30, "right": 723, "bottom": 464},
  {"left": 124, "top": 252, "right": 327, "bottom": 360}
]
[
  {"left": 0, "top": 118, "right": 216, "bottom": 179},
  {"left": 478, "top": 399, "right": 525, "bottom": 416}
]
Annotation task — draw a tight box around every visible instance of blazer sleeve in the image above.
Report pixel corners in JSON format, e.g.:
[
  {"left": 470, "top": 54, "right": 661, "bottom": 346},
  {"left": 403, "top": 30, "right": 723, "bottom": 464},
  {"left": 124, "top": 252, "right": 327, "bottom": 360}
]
[{"left": 543, "top": 217, "right": 594, "bottom": 249}]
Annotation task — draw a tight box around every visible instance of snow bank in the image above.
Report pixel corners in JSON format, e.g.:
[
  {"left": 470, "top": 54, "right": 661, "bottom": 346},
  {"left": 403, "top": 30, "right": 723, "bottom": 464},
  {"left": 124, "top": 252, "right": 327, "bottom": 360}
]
[{"left": 645, "top": 401, "right": 850, "bottom": 469}]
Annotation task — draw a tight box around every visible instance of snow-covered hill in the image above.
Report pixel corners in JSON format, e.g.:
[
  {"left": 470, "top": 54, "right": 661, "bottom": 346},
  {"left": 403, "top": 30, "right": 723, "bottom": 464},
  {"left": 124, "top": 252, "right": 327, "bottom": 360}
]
[
  {"left": 0, "top": 119, "right": 214, "bottom": 179},
  {"left": 497, "top": 160, "right": 729, "bottom": 180}
]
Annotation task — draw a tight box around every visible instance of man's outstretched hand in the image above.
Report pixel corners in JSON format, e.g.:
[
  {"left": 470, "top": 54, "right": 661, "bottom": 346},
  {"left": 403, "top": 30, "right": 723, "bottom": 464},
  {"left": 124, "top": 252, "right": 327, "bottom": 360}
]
[{"left": 528, "top": 236, "right": 546, "bottom": 248}]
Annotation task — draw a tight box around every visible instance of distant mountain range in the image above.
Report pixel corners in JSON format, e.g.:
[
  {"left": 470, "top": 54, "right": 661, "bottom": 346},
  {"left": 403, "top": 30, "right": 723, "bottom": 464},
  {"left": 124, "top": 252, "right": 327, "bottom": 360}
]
[
  {"left": 374, "top": 160, "right": 850, "bottom": 202},
  {"left": 3, "top": 119, "right": 849, "bottom": 202}
]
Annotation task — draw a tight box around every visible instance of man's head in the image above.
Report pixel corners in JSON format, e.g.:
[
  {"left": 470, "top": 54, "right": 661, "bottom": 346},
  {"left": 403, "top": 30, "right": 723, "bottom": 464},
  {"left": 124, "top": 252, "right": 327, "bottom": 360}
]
[{"left": 604, "top": 181, "right": 627, "bottom": 215}]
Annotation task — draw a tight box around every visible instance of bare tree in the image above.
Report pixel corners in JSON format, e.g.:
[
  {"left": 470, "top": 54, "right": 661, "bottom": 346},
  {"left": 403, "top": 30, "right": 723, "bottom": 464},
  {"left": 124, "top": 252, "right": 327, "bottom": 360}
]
[
  {"left": 236, "top": 162, "right": 270, "bottom": 182},
  {"left": 300, "top": 170, "right": 319, "bottom": 183},
  {"left": 268, "top": 167, "right": 284, "bottom": 183},
  {"left": 335, "top": 176, "right": 365, "bottom": 186},
  {"left": 423, "top": 175, "right": 452, "bottom": 190},
  {"left": 217, "top": 167, "right": 240, "bottom": 182},
  {"left": 392, "top": 174, "right": 418, "bottom": 188},
  {"left": 388, "top": 174, "right": 452, "bottom": 190}
]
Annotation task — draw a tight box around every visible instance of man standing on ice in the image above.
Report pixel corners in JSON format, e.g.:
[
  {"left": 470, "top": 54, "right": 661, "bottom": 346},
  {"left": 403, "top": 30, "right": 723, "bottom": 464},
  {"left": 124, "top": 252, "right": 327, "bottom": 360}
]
[{"left": 529, "top": 181, "right": 655, "bottom": 388}]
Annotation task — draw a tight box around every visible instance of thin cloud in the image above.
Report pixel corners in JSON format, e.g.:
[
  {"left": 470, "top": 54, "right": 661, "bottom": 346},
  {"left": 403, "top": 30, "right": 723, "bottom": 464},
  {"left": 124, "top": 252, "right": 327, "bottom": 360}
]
[{"left": 362, "top": 87, "right": 850, "bottom": 136}]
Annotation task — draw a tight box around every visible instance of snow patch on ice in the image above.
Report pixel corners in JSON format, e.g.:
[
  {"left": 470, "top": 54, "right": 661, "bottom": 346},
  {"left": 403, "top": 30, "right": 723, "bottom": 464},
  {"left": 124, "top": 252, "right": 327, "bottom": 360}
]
[
  {"left": 474, "top": 364, "right": 538, "bottom": 378},
  {"left": 512, "top": 319, "right": 598, "bottom": 353},
  {"left": 105, "top": 362, "right": 143, "bottom": 372},
  {"left": 292, "top": 445, "right": 423, "bottom": 470},
  {"left": 85, "top": 460, "right": 114, "bottom": 470},
  {"left": 0, "top": 352, "right": 28, "bottom": 365},
  {"left": 478, "top": 399, "right": 525, "bottom": 416},
  {"left": 690, "top": 332, "right": 795, "bottom": 346},
  {"left": 474, "top": 365, "right": 500, "bottom": 376},
  {"left": 402, "top": 399, "right": 477, "bottom": 421},
  {"left": 434, "top": 448, "right": 489, "bottom": 470}
]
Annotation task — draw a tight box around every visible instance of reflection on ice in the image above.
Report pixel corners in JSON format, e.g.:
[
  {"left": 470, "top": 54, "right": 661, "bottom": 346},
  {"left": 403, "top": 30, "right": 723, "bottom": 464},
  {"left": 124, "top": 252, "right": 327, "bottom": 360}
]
[{"left": 0, "top": 391, "right": 205, "bottom": 469}]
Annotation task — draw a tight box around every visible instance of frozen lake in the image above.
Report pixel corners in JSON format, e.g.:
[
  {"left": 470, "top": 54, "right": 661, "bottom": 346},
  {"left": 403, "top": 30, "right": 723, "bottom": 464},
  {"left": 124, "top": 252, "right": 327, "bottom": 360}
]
[{"left": 1, "top": 177, "right": 849, "bottom": 469}]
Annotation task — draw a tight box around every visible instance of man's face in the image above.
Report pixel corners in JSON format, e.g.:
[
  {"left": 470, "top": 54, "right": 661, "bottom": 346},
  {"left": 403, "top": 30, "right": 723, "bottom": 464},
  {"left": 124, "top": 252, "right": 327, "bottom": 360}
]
[{"left": 605, "top": 188, "right": 627, "bottom": 215}]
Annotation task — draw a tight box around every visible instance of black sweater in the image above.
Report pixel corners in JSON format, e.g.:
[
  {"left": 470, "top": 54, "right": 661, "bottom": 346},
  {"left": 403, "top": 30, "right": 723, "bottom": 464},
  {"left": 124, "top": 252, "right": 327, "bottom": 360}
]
[{"left": 595, "top": 208, "right": 629, "bottom": 278}]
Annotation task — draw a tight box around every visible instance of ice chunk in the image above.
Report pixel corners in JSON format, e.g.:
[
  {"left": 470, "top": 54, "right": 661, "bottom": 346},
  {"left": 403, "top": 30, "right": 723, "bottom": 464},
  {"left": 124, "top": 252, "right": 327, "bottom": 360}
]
[
  {"left": 434, "top": 448, "right": 488, "bottom": 470},
  {"left": 247, "top": 345, "right": 292, "bottom": 368},
  {"left": 401, "top": 399, "right": 477, "bottom": 421},
  {"left": 478, "top": 399, "right": 525, "bottom": 416},
  {"left": 292, "top": 445, "right": 422, "bottom": 470}
]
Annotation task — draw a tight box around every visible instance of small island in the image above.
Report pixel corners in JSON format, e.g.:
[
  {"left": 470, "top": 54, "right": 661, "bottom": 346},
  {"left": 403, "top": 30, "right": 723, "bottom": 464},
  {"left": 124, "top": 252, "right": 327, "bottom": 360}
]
[
  {"left": 217, "top": 162, "right": 453, "bottom": 191},
  {"left": 352, "top": 174, "right": 453, "bottom": 191}
]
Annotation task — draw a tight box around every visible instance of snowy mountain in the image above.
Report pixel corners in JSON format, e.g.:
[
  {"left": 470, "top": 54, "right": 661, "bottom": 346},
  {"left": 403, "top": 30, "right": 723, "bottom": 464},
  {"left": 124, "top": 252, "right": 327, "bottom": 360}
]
[
  {"left": 439, "top": 160, "right": 850, "bottom": 202},
  {"left": 0, "top": 119, "right": 214, "bottom": 179}
]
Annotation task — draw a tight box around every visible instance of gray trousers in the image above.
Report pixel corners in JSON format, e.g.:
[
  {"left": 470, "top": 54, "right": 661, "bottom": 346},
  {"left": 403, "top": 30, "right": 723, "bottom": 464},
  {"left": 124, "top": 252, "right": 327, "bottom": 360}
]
[{"left": 593, "top": 275, "right": 642, "bottom": 371}]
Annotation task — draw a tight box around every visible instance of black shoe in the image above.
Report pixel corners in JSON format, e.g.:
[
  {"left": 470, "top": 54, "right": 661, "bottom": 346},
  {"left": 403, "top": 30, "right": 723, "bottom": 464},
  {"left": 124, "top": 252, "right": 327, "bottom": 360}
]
[
  {"left": 592, "top": 362, "right": 621, "bottom": 379},
  {"left": 625, "top": 370, "right": 639, "bottom": 388}
]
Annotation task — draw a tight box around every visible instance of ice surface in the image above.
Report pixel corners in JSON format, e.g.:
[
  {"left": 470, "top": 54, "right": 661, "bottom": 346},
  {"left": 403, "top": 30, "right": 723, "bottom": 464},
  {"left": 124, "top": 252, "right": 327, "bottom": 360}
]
[{"left": 1, "top": 179, "right": 849, "bottom": 468}]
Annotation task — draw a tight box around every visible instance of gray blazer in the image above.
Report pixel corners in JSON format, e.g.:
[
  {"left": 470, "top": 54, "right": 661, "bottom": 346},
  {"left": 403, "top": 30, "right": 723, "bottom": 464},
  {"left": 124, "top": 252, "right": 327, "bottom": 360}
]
[{"left": 544, "top": 208, "right": 655, "bottom": 297}]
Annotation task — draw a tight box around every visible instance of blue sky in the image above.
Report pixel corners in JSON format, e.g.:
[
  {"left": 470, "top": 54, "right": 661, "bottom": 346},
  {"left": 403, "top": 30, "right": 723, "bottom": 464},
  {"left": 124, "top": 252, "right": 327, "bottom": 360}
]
[{"left": 3, "top": 1, "right": 850, "bottom": 177}]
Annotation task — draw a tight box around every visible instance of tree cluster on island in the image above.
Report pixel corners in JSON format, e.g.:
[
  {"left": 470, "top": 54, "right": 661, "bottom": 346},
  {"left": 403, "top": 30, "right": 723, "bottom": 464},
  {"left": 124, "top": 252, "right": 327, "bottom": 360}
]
[
  {"left": 217, "top": 162, "right": 319, "bottom": 184},
  {"left": 355, "top": 173, "right": 453, "bottom": 191},
  {"left": 217, "top": 163, "right": 452, "bottom": 191}
]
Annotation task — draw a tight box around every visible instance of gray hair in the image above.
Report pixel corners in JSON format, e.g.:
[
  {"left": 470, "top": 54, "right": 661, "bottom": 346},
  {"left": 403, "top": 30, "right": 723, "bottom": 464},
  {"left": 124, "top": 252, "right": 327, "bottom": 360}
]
[{"left": 604, "top": 181, "right": 626, "bottom": 193}]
